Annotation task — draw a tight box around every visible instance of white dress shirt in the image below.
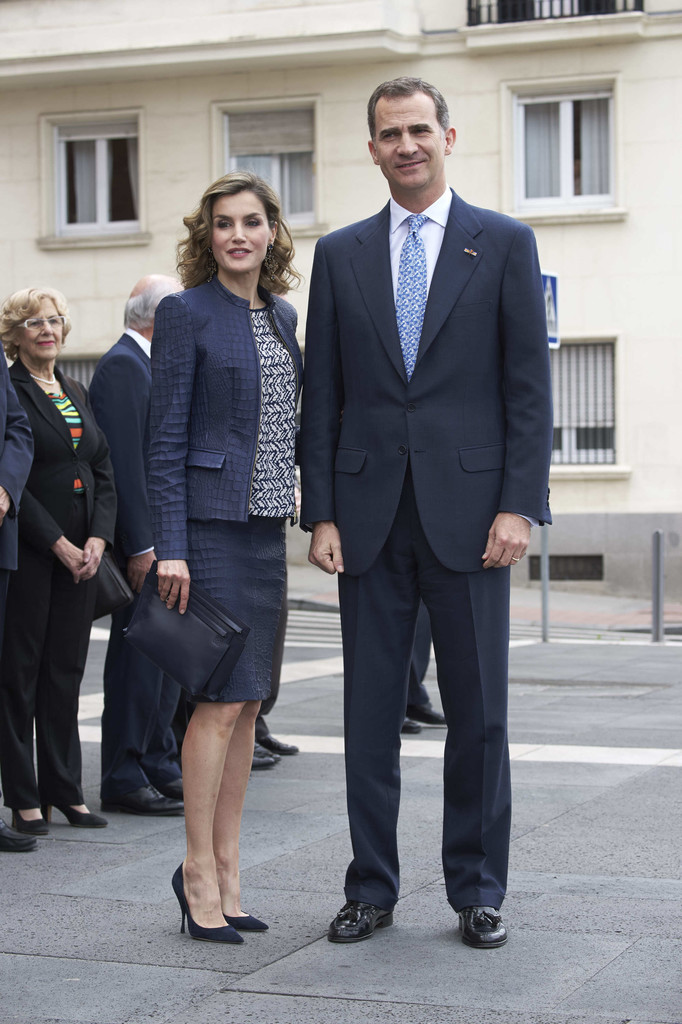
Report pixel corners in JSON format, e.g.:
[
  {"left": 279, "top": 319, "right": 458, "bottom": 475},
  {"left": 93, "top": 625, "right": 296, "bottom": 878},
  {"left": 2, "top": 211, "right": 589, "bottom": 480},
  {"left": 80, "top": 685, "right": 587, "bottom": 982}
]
[{"left": 389, "top": 188, "right": 452, "bottom": 302}]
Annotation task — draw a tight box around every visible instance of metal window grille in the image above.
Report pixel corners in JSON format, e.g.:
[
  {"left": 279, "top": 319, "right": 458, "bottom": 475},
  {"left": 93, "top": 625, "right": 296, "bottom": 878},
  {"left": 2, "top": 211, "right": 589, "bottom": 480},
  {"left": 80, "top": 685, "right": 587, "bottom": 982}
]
[
  {"left": 59, "top": 358, "right": 99, "bottom": 387},
  {"left": 551, "top": 342, "right": 615, "bottom": 464},
  {"left": 468, "top": 0, "right": 642, "bottom": 25}
]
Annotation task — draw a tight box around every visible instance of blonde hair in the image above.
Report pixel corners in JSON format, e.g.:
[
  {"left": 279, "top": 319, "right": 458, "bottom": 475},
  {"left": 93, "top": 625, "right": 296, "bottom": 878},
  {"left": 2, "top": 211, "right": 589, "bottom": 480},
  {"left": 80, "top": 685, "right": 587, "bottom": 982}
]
[
  {"left": 1, "top": 287, "right": 71, "bottom": 361},
  {"left": 177, "top": 172, "right": 302, "bottom": 294}
]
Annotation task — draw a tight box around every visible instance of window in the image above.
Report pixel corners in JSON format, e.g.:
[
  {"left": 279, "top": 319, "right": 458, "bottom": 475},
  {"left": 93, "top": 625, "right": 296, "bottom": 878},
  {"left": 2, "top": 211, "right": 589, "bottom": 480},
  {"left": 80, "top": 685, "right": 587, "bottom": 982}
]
[
  {"left": 225, "top": 109, "right": 314, "bottom": 226},
  {"left": 55, "top": 120, "right": 139, "bottom": 236},
  {"left": 515, "top": 92, "right": 612, "bottom": 210},
  {"left": 551, "top": 342, "right": 615, "bottom": 465}
]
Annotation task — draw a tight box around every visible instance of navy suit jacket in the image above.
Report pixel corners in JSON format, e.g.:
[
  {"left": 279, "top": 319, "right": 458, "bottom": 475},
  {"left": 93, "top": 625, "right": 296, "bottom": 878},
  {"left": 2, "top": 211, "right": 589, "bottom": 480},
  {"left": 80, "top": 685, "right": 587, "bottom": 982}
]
[
  {"left": 300, "top": 190, "right": 553, "bottom": 576},
  {"left": 0, "top": 357, "right": 34, "bottom": 571},
  {"left": 148, "top": 277, "right": 303, "bottom": 561},
  {"left": 89, "top": 333, "right": 154, "bottom": 564}
]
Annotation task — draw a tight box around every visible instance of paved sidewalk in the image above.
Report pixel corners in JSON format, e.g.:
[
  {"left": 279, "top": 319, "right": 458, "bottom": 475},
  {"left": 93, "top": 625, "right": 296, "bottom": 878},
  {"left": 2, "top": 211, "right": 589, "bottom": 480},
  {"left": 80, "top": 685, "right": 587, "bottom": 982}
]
[{"left": 1, "top": 569, "right": 681, "bottom": 1024}]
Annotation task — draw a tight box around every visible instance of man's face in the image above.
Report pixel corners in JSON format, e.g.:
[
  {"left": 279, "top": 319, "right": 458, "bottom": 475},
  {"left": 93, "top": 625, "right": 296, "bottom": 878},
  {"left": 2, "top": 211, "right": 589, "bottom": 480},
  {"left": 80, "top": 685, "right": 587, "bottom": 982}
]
[{"left": 368, "top": 91, "right": 456, "bottom": 210}]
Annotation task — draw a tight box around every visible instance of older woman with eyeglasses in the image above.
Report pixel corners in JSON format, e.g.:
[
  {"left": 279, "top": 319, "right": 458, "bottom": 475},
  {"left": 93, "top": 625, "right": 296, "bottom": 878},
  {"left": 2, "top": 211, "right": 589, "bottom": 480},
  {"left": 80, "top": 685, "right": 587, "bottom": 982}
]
[{"left": 0, "top": 288, "right": 116, "bottom": 835}]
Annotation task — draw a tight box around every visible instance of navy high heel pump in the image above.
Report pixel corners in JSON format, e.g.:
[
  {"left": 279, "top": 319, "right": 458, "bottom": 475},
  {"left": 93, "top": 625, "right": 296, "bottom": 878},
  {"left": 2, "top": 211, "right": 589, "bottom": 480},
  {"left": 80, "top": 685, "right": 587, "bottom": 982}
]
[
  {"left": 171, "top": 864, "right": 243, "bottom": 944},
  {"left": 223, "top": 913, "right": 269, "bottom": 932}
]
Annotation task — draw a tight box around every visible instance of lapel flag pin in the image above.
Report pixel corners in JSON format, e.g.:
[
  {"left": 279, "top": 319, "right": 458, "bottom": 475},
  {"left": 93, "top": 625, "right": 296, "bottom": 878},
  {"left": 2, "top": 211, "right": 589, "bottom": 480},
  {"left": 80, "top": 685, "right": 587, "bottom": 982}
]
[{"left": 464, "top": 248, "right": 478, "bottom": 257}]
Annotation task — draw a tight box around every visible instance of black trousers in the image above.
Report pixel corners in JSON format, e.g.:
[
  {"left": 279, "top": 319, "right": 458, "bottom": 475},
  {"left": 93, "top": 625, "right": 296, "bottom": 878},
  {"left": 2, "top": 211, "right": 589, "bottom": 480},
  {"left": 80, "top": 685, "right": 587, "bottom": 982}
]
[
  {"left": 0, "top": 495, "right": 96, "bottom": 808},
  {"left": 338, "top": 468, "right": 511, "bottom": 913}
]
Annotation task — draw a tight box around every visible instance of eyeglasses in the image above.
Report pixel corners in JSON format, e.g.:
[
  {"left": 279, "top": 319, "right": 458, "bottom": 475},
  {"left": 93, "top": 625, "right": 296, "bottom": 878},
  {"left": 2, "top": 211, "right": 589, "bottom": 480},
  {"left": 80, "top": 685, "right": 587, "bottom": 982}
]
[{"left": 20, "top": 316, "right": 67, "bottom": 332}]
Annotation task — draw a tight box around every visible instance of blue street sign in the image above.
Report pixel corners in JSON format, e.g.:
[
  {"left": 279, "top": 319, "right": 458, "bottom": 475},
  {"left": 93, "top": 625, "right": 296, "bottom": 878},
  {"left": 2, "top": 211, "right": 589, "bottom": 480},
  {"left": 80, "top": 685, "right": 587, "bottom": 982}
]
[{"left": 542, "top": 272, "right": 559, "bottom": 349}]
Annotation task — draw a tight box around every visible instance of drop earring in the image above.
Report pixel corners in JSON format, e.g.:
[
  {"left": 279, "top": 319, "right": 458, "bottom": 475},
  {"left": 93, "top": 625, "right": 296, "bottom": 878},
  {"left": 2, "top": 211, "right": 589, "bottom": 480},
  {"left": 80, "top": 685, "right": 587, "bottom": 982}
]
[
  {"left": 263, "top": 243, "right": 277, "bottom": 281},
  {"left": 206, "top": 247, "right": 218, "bottom": 282}
]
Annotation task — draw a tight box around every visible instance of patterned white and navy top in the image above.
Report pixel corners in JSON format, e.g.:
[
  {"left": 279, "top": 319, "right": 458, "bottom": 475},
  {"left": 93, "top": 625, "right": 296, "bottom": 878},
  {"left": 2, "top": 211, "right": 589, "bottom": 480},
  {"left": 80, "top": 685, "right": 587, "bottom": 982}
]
[{"left": 248, "top": 307, "right": 297, "bottom": 518}]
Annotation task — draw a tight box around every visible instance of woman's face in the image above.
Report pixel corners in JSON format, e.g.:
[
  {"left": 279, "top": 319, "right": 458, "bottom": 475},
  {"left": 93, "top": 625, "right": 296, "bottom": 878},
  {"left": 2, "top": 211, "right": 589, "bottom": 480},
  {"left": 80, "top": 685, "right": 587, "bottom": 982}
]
[
  {"left": 210, "top": 191, "right": 277, "bottom": 287},
  {"left": 14, "top": 299, "right": 64, "bottom": 368}
]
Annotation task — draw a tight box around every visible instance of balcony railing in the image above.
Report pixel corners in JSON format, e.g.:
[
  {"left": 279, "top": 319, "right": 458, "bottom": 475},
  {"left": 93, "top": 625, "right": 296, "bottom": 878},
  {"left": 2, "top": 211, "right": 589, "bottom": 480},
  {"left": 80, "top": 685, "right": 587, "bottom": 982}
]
[{"left": 468, "top": 0, "right": 643, "bottom": 25}]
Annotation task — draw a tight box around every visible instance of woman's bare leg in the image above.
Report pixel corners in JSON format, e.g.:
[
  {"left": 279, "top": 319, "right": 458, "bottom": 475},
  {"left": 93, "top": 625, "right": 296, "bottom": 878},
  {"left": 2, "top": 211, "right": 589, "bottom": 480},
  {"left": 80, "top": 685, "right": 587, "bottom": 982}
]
[
  {"left": 214, "top": 699, "right": 261, "bottom": 917},
  {"left": 181, "top": 700, "right": 244, "bottom": 928}
]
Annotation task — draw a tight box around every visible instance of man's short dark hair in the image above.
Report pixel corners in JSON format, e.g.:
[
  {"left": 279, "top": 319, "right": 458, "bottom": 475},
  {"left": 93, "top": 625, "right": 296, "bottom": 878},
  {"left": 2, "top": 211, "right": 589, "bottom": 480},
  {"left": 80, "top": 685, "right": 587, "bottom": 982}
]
[{"left": 367, "top": 77, "right": 450, "bottom": 140}]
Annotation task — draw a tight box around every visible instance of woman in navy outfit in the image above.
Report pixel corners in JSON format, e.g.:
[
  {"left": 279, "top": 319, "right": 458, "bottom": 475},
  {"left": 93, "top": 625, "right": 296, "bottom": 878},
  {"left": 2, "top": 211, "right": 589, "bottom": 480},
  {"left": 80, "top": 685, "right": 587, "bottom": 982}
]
[{"left": 147, "top": 173, "right": 302, "bottom": 943}]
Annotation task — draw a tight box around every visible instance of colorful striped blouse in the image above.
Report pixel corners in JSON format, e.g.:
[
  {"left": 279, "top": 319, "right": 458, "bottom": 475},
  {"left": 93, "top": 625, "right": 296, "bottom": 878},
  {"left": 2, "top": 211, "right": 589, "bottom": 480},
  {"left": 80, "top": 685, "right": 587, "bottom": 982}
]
[{"left": 50, "top": 391, "right": 84, "bottom": 492}]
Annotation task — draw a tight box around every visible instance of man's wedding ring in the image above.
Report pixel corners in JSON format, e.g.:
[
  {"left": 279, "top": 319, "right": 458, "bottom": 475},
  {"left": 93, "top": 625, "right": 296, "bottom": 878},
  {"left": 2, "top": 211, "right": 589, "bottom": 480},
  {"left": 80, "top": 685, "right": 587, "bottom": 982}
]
[{"left": 511, "top": 556, "right": 520, "bottom": 563}]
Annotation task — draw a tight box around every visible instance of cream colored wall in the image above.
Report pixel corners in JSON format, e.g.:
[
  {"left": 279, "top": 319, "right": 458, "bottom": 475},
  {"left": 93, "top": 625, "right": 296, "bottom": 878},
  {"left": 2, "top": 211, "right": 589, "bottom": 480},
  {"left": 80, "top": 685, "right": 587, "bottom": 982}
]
[{"left": 0, "top": 4, "right": 680, "bottom": 521}]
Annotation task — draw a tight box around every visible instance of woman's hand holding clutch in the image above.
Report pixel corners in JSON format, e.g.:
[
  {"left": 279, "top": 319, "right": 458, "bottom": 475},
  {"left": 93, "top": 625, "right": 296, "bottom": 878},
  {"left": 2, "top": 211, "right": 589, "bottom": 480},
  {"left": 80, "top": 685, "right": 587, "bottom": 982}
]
[{"left": 157, "top": 559, "right": 191, "bottom": 615}]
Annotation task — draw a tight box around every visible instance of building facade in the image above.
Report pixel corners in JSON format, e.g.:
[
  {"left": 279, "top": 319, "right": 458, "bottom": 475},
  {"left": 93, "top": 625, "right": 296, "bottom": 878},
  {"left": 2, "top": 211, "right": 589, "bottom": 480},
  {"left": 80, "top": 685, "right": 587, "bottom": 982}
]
[{"left": 1, "top": 0, "right": 680, "bottom": 596}]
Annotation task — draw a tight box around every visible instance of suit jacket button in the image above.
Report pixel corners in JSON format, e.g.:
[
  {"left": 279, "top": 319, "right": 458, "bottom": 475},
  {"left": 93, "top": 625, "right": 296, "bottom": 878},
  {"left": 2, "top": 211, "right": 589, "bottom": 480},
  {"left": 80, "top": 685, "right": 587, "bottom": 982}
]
[
  {"left": 398, "top": 445, "right": 407, "bottom": 455},
  {"left": 407, "top": 404, "right": 416, "bottom": 412}
]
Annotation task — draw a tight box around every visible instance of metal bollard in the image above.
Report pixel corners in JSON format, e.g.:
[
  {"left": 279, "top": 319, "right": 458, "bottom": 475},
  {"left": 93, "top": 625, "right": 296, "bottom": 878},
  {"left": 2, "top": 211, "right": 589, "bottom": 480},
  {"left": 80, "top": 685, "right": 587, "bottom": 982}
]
[{"left": 652, "top": 530, "right": 665, "bottom": 644}]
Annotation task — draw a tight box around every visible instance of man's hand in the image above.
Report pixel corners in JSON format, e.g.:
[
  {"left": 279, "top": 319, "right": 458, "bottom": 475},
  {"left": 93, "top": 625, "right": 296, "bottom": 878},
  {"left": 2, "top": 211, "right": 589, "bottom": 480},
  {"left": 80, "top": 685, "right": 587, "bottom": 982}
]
[
  {"left": 157, "top": 558, "right": 191, "bottom": 614},
  {"left": 0, "top": 486, "right": 9, "bottom": 527},
  {"left": 482, "top": 512, "right": 530, "bottom": 569},
  {"left": 127, "top": 550, "right": 155, "bottom": 593},
  {"left": 309, "top": 521, "right": 344, "bottom": 575}
]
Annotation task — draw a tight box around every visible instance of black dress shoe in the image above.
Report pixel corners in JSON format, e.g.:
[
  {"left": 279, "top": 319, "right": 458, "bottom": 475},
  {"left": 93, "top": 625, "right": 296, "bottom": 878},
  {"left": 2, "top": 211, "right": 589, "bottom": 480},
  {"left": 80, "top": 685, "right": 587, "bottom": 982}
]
[
  {"left": 155, "top": 778, "right": 183, "bottom": 800},
  {"left": 257, "top": 732, "right": 299, "bottom": 756},
  {"left": 458, "top": 906, "right": 507, "bottom": 948},
  {"left": 328, "top": 900, "right": 393, "bottom": 943},
  {"left": 0, "top": 819, "right": 37, "bottom": 852},
  {"left": 252, "top": 744, "right": 277, "bottom": 770},
  {"left": 406, "top": 702, "right": 446, "bottom": 726},
  {"left": 101, "top": 785, "right": 184, "bottom": 816},
  {"left": 401, "top": 717, "right": 422, "bottom": 735}
]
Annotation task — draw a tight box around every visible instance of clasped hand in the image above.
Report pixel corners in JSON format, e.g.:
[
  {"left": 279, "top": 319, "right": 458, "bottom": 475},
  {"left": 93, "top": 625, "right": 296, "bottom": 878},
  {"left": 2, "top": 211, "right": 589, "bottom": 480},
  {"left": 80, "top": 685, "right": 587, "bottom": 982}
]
[{"left": 51, "top": 535, "right": 106, "bottom": 583}]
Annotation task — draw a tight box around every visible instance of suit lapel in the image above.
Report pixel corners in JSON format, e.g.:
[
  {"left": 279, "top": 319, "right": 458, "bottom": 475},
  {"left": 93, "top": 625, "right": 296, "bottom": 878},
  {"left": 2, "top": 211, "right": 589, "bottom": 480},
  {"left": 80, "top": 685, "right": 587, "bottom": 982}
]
[
  {"left": 414, "top": 191, "right": 485, "bottom": 372},
  {"left": 351, "top": 204, "right": 407, "bottom": 383}
]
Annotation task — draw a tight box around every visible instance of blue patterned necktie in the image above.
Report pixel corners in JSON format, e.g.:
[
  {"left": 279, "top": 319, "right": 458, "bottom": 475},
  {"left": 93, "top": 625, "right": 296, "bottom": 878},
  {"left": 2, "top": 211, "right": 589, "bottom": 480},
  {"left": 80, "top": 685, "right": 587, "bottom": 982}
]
[{"left": 395, "top": 213, "right": 428, "bottom": 381}]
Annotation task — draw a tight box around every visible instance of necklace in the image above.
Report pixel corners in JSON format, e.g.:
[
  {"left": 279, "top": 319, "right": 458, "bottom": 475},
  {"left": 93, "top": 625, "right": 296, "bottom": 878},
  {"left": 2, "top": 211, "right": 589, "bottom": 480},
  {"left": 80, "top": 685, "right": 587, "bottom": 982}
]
[{"left": 29, "top": 372, "right": 57, "bottom": 385}]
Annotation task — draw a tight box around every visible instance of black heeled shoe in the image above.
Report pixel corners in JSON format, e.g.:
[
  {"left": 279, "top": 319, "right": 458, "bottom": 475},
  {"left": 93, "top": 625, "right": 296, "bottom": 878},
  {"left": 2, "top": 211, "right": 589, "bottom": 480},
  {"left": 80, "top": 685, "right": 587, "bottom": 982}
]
[
  {"left": 171, "top": 865, "right": 243, "bottom": 944},
  {"left": 223, "top": 913, "right": 269, "bottom": 932},
  {"left": 42, "top": 805, "right": 108, "bottom": 829},
  {"left": 11, "top": 810, "right": 49, "bottom": 836}
]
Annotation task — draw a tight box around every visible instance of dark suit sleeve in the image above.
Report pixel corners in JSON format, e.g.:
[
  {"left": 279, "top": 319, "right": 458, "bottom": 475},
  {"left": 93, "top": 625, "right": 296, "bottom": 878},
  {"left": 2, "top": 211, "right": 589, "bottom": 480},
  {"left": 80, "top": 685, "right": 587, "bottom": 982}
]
[
  {"left": 498, "top": 223, "right": 553, "bottom": 524},
  {"left": 299, "top": 238, "right": 344, "bottom": 527},
  {"left": 90, "top": 352, "right": 153, "bottom": 557},
  {"left": 0, "top": 358, "right": 33, "bottom": 515},
  {"left": 148, "top": 294, "right": 196, "bottom": 560}
]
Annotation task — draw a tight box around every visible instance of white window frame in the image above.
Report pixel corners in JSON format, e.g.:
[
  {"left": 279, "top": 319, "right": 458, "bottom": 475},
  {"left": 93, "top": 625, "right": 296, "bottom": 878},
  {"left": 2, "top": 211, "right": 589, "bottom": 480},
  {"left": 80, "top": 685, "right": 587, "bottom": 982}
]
[
  {"left": 39, "top": 109, "right": 146, "bottom": 247},
  {"left": 550, "top": 339, "right": 617, "bottom": 466},
  {"left": 211, "top": 99, "right": 319, "bottom": 230},
  {"left": 514, "top": 90, "right": 614, "bottom": 213}
]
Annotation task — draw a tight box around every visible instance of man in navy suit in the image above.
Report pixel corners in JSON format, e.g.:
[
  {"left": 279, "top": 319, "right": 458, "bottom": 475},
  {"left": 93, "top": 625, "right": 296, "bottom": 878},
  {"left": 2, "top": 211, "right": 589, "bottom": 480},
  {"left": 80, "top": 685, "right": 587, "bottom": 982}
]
[
  {"left": 90, "top": 276, "right": 186, "bottom": 817},
  {"left": 0, "top": 354, "right": 34, "bottom": 851},
  {"left": 300, "top": 77, "right": 553, "bottom": 947}
]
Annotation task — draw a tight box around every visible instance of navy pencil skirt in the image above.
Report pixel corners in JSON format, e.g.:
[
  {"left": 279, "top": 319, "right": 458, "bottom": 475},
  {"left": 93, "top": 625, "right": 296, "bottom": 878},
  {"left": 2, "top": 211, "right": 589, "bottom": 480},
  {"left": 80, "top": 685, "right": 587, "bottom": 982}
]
[{"left": 187, "top": 515, "right": 287, "bottom": 704}]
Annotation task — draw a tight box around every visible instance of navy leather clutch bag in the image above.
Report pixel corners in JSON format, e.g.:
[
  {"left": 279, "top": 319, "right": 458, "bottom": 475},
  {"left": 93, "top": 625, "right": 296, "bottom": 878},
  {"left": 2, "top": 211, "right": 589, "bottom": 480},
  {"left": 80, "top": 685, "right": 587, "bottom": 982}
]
[{"left": 123, "top": 564, "right": 250, "bottom": 701}]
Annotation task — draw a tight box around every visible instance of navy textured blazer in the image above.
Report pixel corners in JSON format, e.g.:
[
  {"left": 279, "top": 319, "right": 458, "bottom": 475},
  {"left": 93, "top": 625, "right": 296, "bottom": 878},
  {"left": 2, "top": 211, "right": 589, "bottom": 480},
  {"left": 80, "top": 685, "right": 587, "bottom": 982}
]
[
  {"left": 300, "top": 190, "right": 553, "bottom": 576},
  {"left": 0, "top": 357, "right": 33, "bottom": 571},
  {"left": 89, "top": 333, "right": 154, "bottom": 564},
  {"left": 9, "top": 360, "right": 116, "bottom": 553},
  {"left": 148, "top": 277, "right": 303, "bottom": 561}
]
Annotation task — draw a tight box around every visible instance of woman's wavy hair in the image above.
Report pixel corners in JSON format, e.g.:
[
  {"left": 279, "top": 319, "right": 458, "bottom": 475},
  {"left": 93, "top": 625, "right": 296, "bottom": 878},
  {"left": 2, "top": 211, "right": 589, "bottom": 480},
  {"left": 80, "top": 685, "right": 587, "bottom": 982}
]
[
  {"left": 1, "top": 287, "right": 71, "bottom": 361},
  {"left": 176, "top": 172, "right": 301, "bottom": 294}
]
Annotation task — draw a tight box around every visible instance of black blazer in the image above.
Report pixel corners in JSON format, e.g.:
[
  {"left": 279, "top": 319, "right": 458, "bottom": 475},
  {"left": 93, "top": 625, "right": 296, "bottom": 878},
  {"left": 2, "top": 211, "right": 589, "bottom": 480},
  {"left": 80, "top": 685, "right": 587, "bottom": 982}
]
[{"left": 9, "top": 360, "right": 116, "bottom": 553}]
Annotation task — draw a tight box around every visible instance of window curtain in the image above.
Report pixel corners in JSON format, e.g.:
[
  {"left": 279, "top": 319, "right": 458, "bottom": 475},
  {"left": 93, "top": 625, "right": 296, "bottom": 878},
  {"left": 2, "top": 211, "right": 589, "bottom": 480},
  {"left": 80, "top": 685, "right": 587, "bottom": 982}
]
[
  {"left": 577, "top": 98, "right": 609, "bottom": 195},
  {"left": 70, "top": 140, "right": 96, "bottom": 223},
  {"left": 524, "top": 103, "right": 560, "bottom": 198},
  {"left": 126, "top": 137, "right": 139, "bottom": 217}
]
